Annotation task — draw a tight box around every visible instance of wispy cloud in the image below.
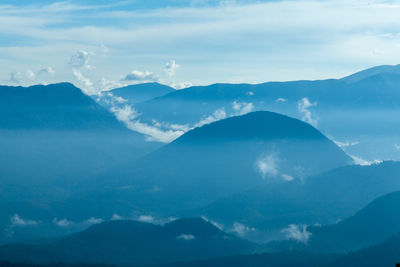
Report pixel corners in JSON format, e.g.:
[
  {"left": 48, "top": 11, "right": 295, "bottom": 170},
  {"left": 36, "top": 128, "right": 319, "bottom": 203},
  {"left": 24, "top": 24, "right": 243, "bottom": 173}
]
[
  {"left": 201, "top": 216, "right": 224, "bottom": 230},
  {"left": 282, "top": 224, "right": 311, "bottom": 244},
  {"left": 231, "top": 222, "right": 255, "bottom": 237},
  {"left": 165, "top": 60, "right": 179, "bottom": 77},
  {"left": 10, "top": 214, "right": 39, "bottom": 227},
  {"left": 297, "top": 97, "right": 317, "bottom": 127},
  {"left": 122, "top": 70, "right": 159, "bottom": 82},
  {"left": 334, "top": 140, "right": 360, "bottom": 148},
  {"left": 69, "top": 50, "right": 91, "bottom": 69},
  {"left": 349, "top": 154, "right": 382, "bottom": 166},
  {"left": 83, "top": 217, "right": 103, "bottom": 225},
  {"left": 138, "top": 215, "right": 155, "bottom": 223},
  {"left": 176, "top": 234, "right": 196, "bottom": 240},
  {"left": 256, "top": 154, "right": 279, "bottom": 179},
  {"left": 232, "top": 101, "right": 254, "bottom": 115},
  {"left": 195, "top": 108, "right": 227, "bottom": 128},
  {"left": 3, "top": 1, "right": 400, "bottom": 86},
  {"left": 53, "top": 218, "right": 73, "bottom": 227}
]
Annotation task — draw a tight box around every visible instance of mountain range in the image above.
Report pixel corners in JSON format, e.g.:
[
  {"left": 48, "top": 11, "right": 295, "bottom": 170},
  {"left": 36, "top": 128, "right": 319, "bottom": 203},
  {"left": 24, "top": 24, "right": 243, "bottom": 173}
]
[
  {"left": 2, "top": 65, "right": 400, "bottom": 266},
  {"left": 106, "top": 65, "right": 400, "bottom": 161}
]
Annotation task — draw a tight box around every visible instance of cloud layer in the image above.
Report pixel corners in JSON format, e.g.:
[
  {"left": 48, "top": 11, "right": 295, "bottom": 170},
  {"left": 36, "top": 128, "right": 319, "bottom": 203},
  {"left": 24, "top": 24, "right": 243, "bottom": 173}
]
[{"left": 2, "top": 0, "right": 400, "bottom": 86}]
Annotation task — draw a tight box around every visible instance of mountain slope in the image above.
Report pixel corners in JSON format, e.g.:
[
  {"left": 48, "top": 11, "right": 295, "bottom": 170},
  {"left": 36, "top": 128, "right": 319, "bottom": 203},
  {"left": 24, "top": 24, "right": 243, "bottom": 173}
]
[
  {"left": 193, "top": 161, "right": 400, "bottom": 242},
  {"left": 0, "top": 218, "right": 257, "bottom": 265},
  {"left": 328, "top": 233, "right": 400, "bottom": 267},
  {"left": 270, "top": 190, "right": 400, "bottom": 253},
  {"left": 132, "top": 66, "right": 400, "bottom": 160},
  {"left": 110, "top": 82, "right": 175, "bottom": 104},
  {"left": 0, "top": 83, "right": 161, "bottom": 243},
  {"left": 342, "top": 64, "right": 400, "bottom": 83},
  {"left": 92, "top": 111, "right": 351, "bottom": 215},
  {"left": 0, "top": 83, "right": 127, "bottom": 130}
]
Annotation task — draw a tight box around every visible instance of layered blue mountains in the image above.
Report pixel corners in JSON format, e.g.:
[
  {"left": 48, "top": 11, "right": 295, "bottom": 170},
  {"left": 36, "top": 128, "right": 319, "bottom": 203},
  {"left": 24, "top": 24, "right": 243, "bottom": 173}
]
[{"left": 1, "top": 65, "right": 400, "bottom": 266}]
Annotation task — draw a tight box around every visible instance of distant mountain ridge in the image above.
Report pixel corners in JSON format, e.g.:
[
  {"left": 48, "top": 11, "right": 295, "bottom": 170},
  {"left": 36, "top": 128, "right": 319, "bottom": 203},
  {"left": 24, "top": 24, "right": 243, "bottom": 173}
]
[
  {"left": 193, "top": 161, "right": 400, "bottom": 242},
  {"left": 267, "top": 190, "right": 400, "bottom": 253},
  {"left": 110, "top": 82, "right": 175, "bottom": 104},
  {"left": 124, "top": 64, "right": 400, "bottom": 160},
  {"left": 0, "top": 83, "right": 127, "bottom": 130}
]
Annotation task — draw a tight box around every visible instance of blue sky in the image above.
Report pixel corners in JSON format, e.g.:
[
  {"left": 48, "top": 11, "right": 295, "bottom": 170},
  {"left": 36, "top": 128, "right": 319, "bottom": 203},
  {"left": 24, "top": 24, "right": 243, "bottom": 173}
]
[{"left": 1, "top": 0, "right": 400, "bottom": 94}]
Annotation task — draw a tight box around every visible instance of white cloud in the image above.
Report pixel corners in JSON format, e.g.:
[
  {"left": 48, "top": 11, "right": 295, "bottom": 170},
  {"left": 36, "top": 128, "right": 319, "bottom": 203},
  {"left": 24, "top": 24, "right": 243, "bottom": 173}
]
[
  {"left": 281, "top": 174, "right": 294, "bottom": 181},
  {"left": 282, "top": 224, "right": 311, "bottom": 244},
  {"left": 275, "top": 97, "right": 287, "bottom": 103},
  {"left": 83, "top": 217, "right": 103, "bottom": 225},
  {"left": 37, "top": 67, "right": 55, "bottom": 77},
  {"left": 9, "top": 72, "right": 23, "bottom": 83},
  {"left": 138, "top": 215, "right": 154, "bottom": 223},
  {"left": 69, "top": 50, "right": 91, "bottom": 69},
  {"left": 256, "top": 154, "right": 278, "bottom": 179},
  {"left": 349, "top": 154, "right": 382, "bottom": 166},
  {"left": 10, "top": 214, "right": 38, "bottom": 227},
  {"left": 5, "top": 0, "right": 400, "bottom": 85},
  {"left": 169, "top": 81, "right": 192, "bottom": 89},
  {"left": 165, "top": 60, "right": 179, "bottom": 76},
  {"left": 25, "top": 69, "right": 35, "bottom": 80},
  {"left": 201, "top": 216, "right": 224, "bottom": 230},
  {"left": 176, "top": 234, "right": 196, "bottom": 240},
  {"left": 195, "top": 108, "right": 227, "bottom": 127},
  {"left": 8, "top": 67, "right": 55, "bottom": 85},
  {"left": 334, "top": 140, "right": 360, "bottom": 148},
  {"left": 53, "top": 218, "right": 73, "bottom": 227},
  {"left": 231, "top": 222, "right": 255, "bottom": 237},
  {"left": 232, "top": 101, "right": 254, "bottom": 115},
  {"left": 247, "top": 91, "right": 254, "bottom": 96},
  {"left": 102, "top": 93, "right": 186, "bottom": 142},
  {"left": 297, "top": 97, "right": 317, "bottom": 127},
  {"left": 395, "top": 144, "right": 400, "bottom": 151},
  {"left": 122, "top": 70, "right": 159, "bottom": 82},
  {"left": 111, "top": 213, "right": 123, "bottom": 221},
  {"left": 72, "top": 69, "right": 94, "bottom": 94}
]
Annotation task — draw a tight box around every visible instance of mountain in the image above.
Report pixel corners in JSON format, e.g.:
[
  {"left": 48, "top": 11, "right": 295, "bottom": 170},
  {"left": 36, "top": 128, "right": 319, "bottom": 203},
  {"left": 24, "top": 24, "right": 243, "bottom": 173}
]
[
  {"left": 0, "top": 83, "right": 128, "bottom": 130},
  {"left": 0, "top": 218, "right": 258, "bottom": 265},
  {"left": 268, "top": 190, "right": 400, "bottom": 253},
  {"left": 156, "top": 252, "right": 338, "bottom": 267},
  {"left": 130, "top": 66, "right": 400, "bottom": 160},
  {"left": 192, "top": 161, "right": 400, "bottom": 242},
  {"left": 0, "top": 83, "right": 161, "bottom": 244},
  {"left": 342, "top": 64, "right": 400, "bottom": 83},
  {"left": 88, "top": 111, "right": 351, "bottom": 216},
  {"left": 328, "top": 233, "right": 400, "bottom": 267},
  {"left": 109, "top": 82, "right": 175, "bottom": 104}
]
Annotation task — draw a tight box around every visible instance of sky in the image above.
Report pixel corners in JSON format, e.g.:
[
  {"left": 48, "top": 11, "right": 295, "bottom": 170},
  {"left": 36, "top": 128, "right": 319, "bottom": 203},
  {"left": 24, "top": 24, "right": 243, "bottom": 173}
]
[{"left": 1, "top": 0, "right": 400, "bottom": 94}]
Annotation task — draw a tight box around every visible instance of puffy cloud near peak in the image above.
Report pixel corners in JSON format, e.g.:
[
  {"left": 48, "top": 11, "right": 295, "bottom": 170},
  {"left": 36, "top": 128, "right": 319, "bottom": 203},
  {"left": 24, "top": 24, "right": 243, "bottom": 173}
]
[
  {"left": 69, "top": 50, "right": 91, "bottom": 69},
  {"left": 122, "top": 70, "right": 159, "bottom": 82},
  {"left": 282, "top": 224, "right": 311, "bottom": 244}
]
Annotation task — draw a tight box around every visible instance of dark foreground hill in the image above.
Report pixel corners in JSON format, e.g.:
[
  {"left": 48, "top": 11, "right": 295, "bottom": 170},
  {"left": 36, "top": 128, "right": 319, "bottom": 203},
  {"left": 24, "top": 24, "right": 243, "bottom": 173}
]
[{"left": 0, "top": 218, "right": 257, "bottom": 265}]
